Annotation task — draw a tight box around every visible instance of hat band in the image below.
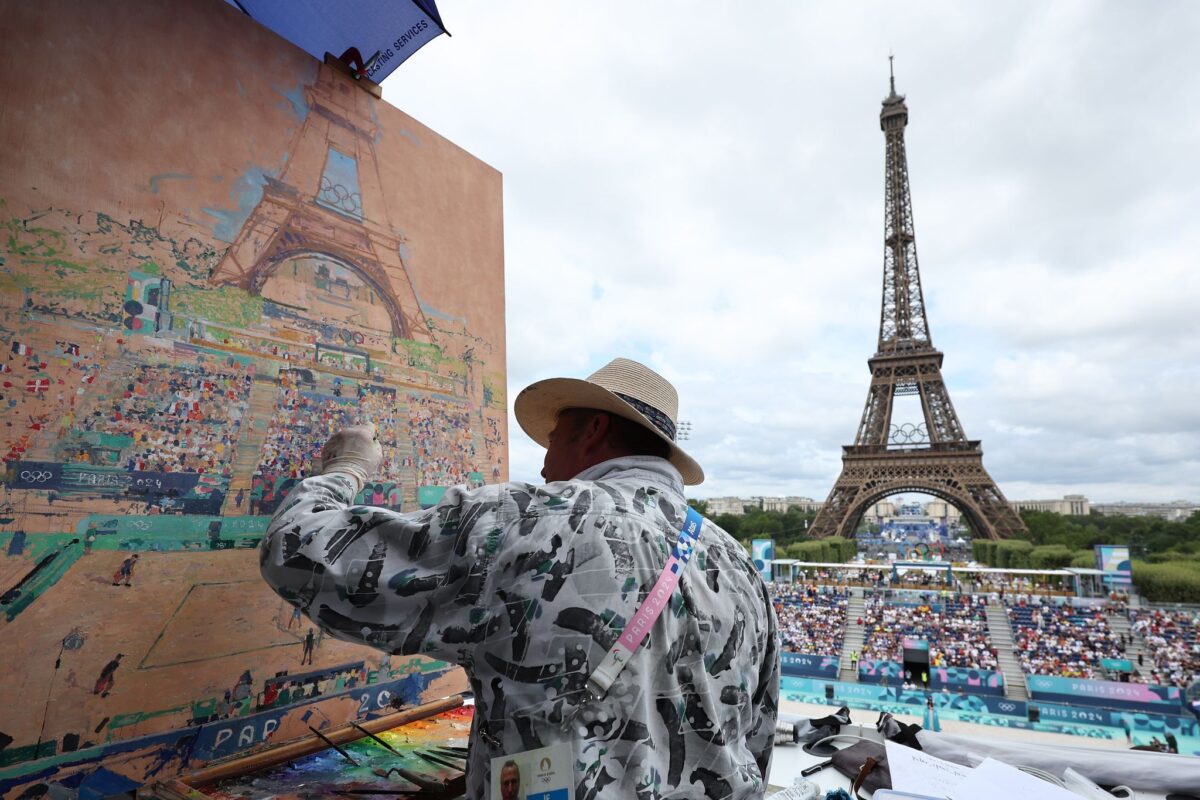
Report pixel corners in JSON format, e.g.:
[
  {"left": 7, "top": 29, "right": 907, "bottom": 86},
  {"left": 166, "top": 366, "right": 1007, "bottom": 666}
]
[{"left": 613, "top": 392, "right": 676, "bottom": 441}]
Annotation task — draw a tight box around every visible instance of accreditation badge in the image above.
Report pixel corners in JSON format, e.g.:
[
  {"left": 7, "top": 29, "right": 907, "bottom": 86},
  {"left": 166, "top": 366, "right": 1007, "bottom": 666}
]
[{"left": 490, "top": 743, "right": 573, "bottom": 800}]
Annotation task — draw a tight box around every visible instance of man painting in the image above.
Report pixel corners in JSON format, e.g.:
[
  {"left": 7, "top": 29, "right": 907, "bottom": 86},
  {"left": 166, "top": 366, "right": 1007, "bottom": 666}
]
[{"left": 261, "top": 359, "right": 779, "bottom": 798}]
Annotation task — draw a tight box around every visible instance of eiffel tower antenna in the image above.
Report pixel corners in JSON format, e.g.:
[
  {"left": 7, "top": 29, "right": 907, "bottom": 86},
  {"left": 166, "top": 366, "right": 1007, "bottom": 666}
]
[{"left": 808, "top": 64, "right": 1027, "bottom": 541}]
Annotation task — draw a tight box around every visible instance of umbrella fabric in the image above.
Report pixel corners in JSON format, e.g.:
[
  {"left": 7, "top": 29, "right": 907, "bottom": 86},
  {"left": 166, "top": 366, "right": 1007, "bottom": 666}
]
[
  {"left": 229, "top": 0, "right": 447, "bottom": 83},
  {"left": 918, "top": 730, "right": 1200, "bottom": 794}
]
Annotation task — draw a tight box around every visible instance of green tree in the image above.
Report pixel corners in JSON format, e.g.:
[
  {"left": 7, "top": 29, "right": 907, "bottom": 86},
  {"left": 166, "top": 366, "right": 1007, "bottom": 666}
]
[
  {"left": 1070, "top": 551, "right": 1097, "bottom": 569},
  {"left": 1132, "top": 560, "right": 1200, "bottom": 603},
  {"left": 1029, "top": 545, "right": 1074, "bottom": 570},
  {"left": 713, "top": 513, "right": 742, "bottom": 538}
]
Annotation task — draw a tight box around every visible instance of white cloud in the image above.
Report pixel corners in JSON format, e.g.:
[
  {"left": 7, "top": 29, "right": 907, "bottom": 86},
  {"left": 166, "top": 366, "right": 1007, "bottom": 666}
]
[{"left": 386, "top": 1, "right": 1200, "bottom": 503}]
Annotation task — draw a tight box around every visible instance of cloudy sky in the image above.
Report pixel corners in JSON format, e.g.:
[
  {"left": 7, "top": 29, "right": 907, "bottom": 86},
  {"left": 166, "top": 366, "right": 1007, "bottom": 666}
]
[{"left": 383, "top": 1, "right": 1200, "bottom": 503}]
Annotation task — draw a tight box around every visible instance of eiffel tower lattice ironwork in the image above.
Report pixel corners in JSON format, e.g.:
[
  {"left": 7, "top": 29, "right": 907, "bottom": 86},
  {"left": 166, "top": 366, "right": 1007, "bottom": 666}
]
[{"left": 809, "top": 64, "right": 1027, "bottom": 541}]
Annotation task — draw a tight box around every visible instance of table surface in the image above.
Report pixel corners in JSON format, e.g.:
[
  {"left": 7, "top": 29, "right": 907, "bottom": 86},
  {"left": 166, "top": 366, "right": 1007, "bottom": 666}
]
[{"left": 765, "top": 723, "right": 1172, "bottom": 799}]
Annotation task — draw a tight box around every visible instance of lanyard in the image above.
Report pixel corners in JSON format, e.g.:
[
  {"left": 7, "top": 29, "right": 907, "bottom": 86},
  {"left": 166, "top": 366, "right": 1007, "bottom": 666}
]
[{"left": 581, "top": 506, "right": 704, "bottom": 703}]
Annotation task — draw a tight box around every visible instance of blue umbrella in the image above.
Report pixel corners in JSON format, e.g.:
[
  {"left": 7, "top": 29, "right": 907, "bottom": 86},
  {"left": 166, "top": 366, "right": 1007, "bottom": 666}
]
[{"left": 228, "top": 0, "right": 448, "bottom": 83}]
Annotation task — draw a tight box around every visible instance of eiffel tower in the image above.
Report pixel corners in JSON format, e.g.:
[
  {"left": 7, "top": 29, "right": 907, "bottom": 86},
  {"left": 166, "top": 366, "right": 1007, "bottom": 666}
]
[{"left": 809, "top": 63, "right": 1027, "bottom": 541}]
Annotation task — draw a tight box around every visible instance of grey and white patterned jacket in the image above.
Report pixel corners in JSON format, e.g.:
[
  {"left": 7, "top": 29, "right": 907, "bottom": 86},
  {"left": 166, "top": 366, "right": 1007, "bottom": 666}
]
[{"left": 261, "top": 455, "right": 779, "bottom": 799}]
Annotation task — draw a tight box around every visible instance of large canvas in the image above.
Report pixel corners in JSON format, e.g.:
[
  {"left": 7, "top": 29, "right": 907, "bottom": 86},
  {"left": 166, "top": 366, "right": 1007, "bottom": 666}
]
[{"left": 0, "top": 0, "right": 505, "bottom": 794}]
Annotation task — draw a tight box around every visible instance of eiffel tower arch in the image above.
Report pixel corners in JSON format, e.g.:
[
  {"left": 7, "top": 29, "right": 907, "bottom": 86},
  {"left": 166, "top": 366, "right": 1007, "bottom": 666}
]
[{"left": 810, "top": 63, "right": 1027, "bottom": 541}]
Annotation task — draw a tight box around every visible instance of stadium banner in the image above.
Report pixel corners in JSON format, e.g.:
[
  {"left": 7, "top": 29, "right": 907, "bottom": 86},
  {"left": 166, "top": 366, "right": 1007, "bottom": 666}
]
[
  {"left": 1032, "top": 702, "right": 1199, "bottom": 734},
  {"left": 1094, "top": 544, "right": 1132, "bottom": 587},
  {"left": 857, "top": 659, "right": 902, "bottom": 684},
  {"left": 751, "top": 539, "right": 774, "bottom": 582},
  {"left": 931, "top": 665, "right": 1005, "bottom": 696},
  {"left": 1027, "top": 674, "right": 1183, "bottom": 714},
  {"left": 1032, "top": 703, "right": 1111, "bottom": 726},
  {"left": 9, "top": 461, "right": 206, "bottom": 497},
  {"left": 783, "top": 676, "right": 1022, "bottom": 716},
  {"left": 857, "top": 660, "right": 1003, "bottom": 695},
  {"left": 8, "top": 461, "right": 65, "bottom": 489},
  {"left": 77, "top": 513, "right": 269, "bottom": 549},
  {"left": 780, "top": 652, "right": 839, "bottom": 679},
  {"left": 10, "top": 460, "right": 224, "bottom": 513},
  {"left": 191, "top": 673, "right": 433, "bottom": 761},
  {"left": 781, "top": 677, "right": 1198, "bottom": 743},
  {"left": 1101, "top": 658, "right": 1134, "bottom": 673}
]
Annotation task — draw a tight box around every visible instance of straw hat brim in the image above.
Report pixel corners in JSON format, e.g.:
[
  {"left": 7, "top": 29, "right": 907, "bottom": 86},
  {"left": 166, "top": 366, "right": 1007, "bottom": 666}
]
[{"left": 514, "top": 377, "right": 705, "bottom": 486}]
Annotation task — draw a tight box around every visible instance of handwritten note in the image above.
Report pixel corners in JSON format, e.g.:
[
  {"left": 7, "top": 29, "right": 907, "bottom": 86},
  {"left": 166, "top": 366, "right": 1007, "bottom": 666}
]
[{"left": 884, "top": 741, "right": 971, "bottom": 799}]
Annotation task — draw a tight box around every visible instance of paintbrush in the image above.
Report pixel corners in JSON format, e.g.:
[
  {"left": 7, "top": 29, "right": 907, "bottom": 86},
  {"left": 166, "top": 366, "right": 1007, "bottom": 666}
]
[
  {"left": 348, "top": 721, "right": 403, "bottom": 755},
  {"left": 308, "top": 725, "right": 360, "bottom": 767},
  {"left": 414, "top": 750, "right": 463, "bottom": 771}
]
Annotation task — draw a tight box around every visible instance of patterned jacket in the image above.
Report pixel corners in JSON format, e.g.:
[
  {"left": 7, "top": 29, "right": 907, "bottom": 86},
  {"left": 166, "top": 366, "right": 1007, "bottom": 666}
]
[{"left": 260, "top": 456, "right": 779, "bottom": 798}]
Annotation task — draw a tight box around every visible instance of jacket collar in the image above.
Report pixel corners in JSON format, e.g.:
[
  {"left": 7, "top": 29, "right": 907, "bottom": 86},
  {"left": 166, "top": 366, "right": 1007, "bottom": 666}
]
[{"left": 571, "top": 455, "right": 685, "bottom": 497}]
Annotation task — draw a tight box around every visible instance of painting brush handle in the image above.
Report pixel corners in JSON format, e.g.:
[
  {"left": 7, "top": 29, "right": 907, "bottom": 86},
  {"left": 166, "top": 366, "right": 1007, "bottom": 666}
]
[
  {"left": 348, "top": 720, "right": 401, "bottom": 754},
  {"left": 308, "top": 725, "right": 360, "bottom": 767}
]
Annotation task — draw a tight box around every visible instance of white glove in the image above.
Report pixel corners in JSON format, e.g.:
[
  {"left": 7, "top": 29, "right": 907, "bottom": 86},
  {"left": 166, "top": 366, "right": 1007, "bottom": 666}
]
[{"left": 318, "top": 423, "right": 383, "bottom": 493}]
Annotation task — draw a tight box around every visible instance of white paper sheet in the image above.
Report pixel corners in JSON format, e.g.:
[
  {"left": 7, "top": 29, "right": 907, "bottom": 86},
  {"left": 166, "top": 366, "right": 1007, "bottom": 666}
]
[
  {"left": 884, "top": 741, "right": 972, "bottom": 799},
  {"left": 947, "top": 757, "right": 1084, "bottom": 800}
]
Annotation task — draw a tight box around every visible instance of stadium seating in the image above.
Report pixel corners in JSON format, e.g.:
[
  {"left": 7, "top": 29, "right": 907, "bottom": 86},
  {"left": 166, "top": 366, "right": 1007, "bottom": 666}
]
[
  {"left": 861, "top": 595, "right": 998, "bottom": 670},
  {"left": 772, "top": 585, "right": 848, "bottom": 657},
  {"left": 1006, "top": 600, "right": 1125, "bottom": 679},
  {"left": 79, "top": 362, "right": 251, "bottom": 475},
  {"left": 1130, "top": 608, "right": 1200, "bottom": 689}
]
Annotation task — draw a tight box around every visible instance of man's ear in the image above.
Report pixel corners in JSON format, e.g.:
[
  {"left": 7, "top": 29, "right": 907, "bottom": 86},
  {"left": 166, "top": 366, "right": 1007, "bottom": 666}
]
[{"left": 580, "top": 411, "right": 611, "bottom": 451}]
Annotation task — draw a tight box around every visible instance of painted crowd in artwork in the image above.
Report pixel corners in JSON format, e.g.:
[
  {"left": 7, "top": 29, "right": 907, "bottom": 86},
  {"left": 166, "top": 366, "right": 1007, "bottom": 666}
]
[{"left": 0, "top": 1, "right": 506, "bottom": 795}]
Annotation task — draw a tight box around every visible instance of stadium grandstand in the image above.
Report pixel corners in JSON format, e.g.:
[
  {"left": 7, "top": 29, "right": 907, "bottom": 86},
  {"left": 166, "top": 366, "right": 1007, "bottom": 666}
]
[{"left": 767, "top": 560, "right": 1200, "bottom": 763}]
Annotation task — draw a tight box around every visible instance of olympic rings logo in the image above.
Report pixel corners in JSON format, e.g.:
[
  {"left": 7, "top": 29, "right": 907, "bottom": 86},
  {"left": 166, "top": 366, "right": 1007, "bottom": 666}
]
[
  {"left": 20, "top": 470, "right": 54, "bottom": 483},
  {"left": 998, "top": 702, "right": 1016, "bottom": 712}
]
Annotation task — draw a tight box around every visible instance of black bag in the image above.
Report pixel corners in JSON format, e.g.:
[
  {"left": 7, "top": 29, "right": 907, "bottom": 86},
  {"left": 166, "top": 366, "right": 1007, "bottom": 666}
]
[{"left": 830, "top": 740, "right": 892, "bottom": 799}]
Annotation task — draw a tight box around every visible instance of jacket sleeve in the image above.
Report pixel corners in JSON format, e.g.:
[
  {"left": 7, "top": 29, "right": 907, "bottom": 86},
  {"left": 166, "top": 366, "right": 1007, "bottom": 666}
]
[
  {"left": 259, "top": 471, "right": 509, "bottom": 663},
  {"left": 747, "top": 582, "right": 781, "bottom": 784}
]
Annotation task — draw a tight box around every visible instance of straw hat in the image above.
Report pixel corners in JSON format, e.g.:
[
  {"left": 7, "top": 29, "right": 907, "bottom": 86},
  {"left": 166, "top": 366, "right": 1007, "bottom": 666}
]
[{"left": 514, "top": 357, "right": 704, "bottom": 485}]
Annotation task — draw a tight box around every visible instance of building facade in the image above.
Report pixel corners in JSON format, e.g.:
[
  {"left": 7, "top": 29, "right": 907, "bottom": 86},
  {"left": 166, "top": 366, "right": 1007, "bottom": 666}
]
[
  {"left": 1011, "top": 495, "right": 1091, "bottom": 516},
  {"left": 705, "top": 497, "right": 751, "bottom": 516},
  {"left": 1091, "top": 501, "right": 1199, "bottom": 522},
  {"left": 702, "top": 496, "right": 823, "bottom": 516}
]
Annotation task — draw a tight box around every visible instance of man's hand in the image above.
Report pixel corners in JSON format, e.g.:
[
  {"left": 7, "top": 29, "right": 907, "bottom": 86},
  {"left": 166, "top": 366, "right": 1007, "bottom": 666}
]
[{"left": 318, "top": 424, "right": 383, "bottom": 492}]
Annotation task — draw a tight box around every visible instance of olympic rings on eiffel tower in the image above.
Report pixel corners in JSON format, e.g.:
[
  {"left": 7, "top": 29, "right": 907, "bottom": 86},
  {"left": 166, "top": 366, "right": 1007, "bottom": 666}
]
[{"left": 889, "top": 422, "right": 929, "bottom": 445}]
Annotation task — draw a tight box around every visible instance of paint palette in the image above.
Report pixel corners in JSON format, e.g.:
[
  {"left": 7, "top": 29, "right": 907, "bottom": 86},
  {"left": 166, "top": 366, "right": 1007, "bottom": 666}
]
[{"left": 152, "top": 703, "right": 473, "bottom": 800}]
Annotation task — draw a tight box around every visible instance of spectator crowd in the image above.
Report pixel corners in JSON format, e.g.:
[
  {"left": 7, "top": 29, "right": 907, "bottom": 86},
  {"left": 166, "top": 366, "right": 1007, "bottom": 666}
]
[
  {"left": 256, "top": 383, "right": 483, "bottom": 491},
  {"left": 1130, "top": 608, "right": 1200, "bottom": 689},
  {"left": 259, "top": 382, "right": 412, "bottom": 483},
  {"left": 974, "top": 574, "right": 1068, "bottom": 596},
  {"left": 772, "top": 585, "right": 848, "bottom": 657},
  {"left": 862, "top": 595, "right": 998, "bottom": 670},
  {"left": 79, "top": 361, "right": 251, "bottom": 475},
  {"left": 2, "top": 336, "right": 104, "bottom": 465},
  {"left": 1006, "top": 599, "right": 1125, "bottom": 679},
  {"left": 407, "top": 393, "right": 477, "bottom": 487}
]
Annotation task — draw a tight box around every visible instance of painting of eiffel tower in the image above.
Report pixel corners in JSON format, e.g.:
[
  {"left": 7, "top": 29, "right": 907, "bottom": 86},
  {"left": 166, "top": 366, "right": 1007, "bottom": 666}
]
[
  {"left": 809, "top": 64, "right": 1027, "bottom": 541},
  {"left": 211, "top": 62, "right": 431, "bottom": 343}
]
